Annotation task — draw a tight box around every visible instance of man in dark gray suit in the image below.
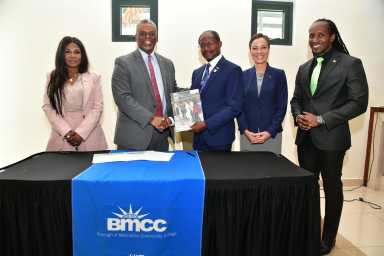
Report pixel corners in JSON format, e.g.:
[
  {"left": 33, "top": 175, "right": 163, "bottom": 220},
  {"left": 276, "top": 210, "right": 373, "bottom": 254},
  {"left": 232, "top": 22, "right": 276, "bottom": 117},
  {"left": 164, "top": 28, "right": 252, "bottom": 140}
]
[
  {"left": 291, "top": 19, "right": 368, "bottom": 255},
  {"left": 112, "top": 19, "right": 177, "bottom": 150}
]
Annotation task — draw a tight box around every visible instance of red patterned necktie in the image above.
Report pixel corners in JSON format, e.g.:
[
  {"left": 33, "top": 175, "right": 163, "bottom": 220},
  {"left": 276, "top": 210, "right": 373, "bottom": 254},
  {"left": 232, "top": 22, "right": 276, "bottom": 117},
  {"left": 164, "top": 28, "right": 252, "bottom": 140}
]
[{"left": 147, "top": 54, "right": 163, "bottom": 116}]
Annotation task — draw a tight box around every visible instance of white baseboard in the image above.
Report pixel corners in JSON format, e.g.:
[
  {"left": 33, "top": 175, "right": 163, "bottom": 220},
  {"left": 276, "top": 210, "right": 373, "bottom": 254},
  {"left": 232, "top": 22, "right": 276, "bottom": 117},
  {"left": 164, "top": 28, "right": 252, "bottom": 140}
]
[
  {"left": 342, "top": 179, "right": 363, "bottom": 187},
  {"left": 319, "top": 178, "right": 363, "bottom": 188}
]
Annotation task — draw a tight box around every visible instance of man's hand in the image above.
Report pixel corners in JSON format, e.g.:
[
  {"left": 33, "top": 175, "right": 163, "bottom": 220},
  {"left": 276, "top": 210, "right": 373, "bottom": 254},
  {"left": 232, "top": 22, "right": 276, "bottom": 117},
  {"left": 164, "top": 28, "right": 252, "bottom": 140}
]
[
  {"left": 190, "top": 121, "right": 207, "bottom": 133},
  {"left": 163, "top": 116, "right": 173, "bottom": 127},
  {"left": 296, "top": 112, "right": 320, "bottom": 130},
  {"left": 150, "top": 116, "right": 168, "bottom": 132}
]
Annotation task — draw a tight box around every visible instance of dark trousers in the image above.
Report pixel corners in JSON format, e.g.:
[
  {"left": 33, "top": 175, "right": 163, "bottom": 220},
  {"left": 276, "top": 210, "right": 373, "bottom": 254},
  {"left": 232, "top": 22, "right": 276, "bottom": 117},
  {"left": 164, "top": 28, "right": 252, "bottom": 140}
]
[
  {"left": 147, "top": 129, "right": 170, "bottom": 151},
  {"left": 298, "top": 138, "right": 345, "bottom": 244},
  {"left": 118, "top": 129, "right": 170, "bottom": 151},
  {"left": 193, "top": 135, "right": 232, "bottom": 152}
]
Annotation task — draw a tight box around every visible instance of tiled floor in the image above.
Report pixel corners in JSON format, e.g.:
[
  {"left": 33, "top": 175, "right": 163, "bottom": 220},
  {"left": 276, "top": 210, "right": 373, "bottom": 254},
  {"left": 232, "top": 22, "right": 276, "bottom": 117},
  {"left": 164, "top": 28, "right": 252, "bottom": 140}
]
[{"left": 320, "top": 179, "right": 384, "bottom": 255}]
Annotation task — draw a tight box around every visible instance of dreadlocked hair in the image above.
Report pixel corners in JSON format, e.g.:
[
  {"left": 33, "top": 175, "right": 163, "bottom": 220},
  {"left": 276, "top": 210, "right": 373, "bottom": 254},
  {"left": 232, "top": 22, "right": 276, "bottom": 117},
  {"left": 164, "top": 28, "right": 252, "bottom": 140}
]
[{"left": 314, "top": 18, "right": 349, "bottom": 55}]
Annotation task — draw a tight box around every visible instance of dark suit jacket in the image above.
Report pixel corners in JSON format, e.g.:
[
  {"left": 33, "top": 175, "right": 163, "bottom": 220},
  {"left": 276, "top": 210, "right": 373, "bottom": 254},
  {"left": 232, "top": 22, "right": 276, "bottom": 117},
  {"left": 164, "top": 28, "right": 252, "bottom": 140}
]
[
  {"left": 112, "top": 49, "right": 177, "bottom": 149},
  {"left": 191, "top": 57, "right": 243, "bottom": 147},
  {"left": 238, "top": 64, "right": 288, "bottom": 137},
  {"left": 290, "top": 49, "right": 369, "bottom": 151}
]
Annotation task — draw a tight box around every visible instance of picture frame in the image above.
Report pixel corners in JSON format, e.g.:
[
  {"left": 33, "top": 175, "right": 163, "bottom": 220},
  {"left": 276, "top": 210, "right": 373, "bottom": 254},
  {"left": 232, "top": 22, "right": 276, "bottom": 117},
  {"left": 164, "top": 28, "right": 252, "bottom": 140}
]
[
  {"left": 251, "top": 1, "right": 293, "bottom": 46},
  {"left": 112, "top": 0, "right": 158, "bottom": 42}
]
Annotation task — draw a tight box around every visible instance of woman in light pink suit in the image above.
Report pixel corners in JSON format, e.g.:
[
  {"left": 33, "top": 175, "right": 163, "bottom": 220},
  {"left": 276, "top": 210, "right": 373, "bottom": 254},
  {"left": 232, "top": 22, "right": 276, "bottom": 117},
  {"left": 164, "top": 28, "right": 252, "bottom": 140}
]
[{"left": 43, "top": 36, "right": 107, "bottom": 151}]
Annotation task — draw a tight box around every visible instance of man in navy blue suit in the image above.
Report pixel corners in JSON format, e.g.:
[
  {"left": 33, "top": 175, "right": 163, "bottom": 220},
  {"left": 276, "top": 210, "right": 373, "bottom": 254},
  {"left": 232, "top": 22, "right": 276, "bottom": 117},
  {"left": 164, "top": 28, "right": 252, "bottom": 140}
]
[{"left": 190, "top": 30, "right": 243, "bottom": 151}]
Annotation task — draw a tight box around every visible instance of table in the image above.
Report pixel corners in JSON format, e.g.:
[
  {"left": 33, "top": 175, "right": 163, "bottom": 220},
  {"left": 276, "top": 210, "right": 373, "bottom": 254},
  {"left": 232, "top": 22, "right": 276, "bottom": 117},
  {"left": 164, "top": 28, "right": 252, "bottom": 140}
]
[{"left": 0, "top": 151, "right": 320, "bottom": 256}]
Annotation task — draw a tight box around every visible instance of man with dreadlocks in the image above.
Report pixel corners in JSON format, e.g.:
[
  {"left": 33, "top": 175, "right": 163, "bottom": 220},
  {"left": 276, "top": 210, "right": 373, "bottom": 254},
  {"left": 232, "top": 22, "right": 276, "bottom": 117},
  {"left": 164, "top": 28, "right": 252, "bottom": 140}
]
[{"left": 291, "top": 19, "right": 368, "bottom": 255}]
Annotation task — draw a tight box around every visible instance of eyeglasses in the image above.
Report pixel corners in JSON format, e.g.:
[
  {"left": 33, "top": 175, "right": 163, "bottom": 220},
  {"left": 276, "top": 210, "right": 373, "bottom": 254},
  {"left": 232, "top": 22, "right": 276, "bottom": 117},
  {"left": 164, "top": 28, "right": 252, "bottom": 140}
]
[{"left": 138, "top": 32, "right": 156, "bottom": 38}]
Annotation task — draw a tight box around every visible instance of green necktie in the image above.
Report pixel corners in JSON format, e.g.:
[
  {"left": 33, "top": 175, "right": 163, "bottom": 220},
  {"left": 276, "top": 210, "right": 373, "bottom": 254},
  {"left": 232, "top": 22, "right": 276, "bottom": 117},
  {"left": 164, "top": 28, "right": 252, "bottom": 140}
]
[{"left": 310, "top": 57, "right": 324, "bottom": 95}]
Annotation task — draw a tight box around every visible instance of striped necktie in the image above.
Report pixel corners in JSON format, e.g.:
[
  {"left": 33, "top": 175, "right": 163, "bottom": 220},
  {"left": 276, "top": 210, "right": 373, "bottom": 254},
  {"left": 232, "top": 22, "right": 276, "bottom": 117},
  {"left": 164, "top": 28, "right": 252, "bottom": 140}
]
[{"left": 200, "top": 63, "right": 211, "bottom": 91}]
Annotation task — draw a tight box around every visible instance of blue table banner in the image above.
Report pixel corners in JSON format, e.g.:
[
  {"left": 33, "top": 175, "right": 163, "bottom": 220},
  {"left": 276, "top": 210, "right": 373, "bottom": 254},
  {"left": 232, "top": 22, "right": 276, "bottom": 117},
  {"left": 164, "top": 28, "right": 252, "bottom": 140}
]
[{"left": 72, "top": 151, "right": 205, "bottom": 256}]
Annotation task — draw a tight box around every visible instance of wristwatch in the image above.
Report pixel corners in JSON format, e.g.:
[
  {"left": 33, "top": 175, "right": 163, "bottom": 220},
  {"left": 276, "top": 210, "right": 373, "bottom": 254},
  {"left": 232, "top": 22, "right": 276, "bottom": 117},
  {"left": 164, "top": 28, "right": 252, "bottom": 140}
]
[{"left": 316, "top": 115, "right": 325, "bottom": 125}]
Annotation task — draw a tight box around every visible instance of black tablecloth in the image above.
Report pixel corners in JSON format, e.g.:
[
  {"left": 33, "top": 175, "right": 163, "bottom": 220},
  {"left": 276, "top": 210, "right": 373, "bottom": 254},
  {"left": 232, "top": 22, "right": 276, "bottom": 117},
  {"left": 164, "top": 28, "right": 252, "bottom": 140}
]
[{"left": 0, "top": 151, "right": 320, "bottom": 256}]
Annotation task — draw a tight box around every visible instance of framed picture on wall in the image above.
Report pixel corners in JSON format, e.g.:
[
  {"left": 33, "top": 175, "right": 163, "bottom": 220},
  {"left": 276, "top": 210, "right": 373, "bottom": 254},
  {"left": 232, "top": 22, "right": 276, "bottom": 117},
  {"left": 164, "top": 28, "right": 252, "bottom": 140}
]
[
  {"left": 112, "top": 0, "right": 158, "bottom": 42},
  {"left": 251, "top": 1, "right": 293, "bottom": 45}
]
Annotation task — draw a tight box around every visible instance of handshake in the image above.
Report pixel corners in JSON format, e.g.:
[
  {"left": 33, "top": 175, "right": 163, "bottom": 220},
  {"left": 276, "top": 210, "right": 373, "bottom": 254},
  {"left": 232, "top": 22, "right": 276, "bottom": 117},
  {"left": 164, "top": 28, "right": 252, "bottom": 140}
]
[{"left": 150, "top": 116, "right": 172, "bottom": 132}]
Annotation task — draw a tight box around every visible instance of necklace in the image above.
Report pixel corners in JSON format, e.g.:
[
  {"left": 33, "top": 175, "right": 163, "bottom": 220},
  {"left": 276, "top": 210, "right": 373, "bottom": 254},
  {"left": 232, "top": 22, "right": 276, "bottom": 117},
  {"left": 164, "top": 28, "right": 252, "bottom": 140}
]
[{"left": 68, "top": 73, "right": 79, "bottom": 84}]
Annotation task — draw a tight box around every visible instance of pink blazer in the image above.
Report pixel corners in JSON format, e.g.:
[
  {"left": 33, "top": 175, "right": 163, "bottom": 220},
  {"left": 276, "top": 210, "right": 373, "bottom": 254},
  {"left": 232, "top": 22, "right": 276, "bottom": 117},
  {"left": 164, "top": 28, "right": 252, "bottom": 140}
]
[{"left": 43, "top": 71, "right": 108, "bottom": 151}]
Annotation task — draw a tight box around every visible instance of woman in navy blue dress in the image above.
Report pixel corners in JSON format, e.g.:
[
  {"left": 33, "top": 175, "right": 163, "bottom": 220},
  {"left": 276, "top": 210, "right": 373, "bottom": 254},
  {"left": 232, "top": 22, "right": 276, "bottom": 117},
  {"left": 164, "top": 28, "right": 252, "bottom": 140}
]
[{"left": 238, "top": 34, "right": 288, "bottom": 154}]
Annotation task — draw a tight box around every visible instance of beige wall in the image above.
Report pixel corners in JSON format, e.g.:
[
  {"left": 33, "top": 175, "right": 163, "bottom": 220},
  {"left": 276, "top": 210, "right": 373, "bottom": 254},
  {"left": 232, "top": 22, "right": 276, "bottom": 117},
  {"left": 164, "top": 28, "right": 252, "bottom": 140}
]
[{"left": 0, "top": 0, "right": 383, "bottom": 180}]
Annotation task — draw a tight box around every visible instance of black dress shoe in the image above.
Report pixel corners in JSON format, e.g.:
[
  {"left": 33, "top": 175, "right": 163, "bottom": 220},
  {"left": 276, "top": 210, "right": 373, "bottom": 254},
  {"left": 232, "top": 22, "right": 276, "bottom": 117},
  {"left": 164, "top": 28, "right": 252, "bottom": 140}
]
[{"left": 320, "top": 240, "right": 335, "bottom": 255}]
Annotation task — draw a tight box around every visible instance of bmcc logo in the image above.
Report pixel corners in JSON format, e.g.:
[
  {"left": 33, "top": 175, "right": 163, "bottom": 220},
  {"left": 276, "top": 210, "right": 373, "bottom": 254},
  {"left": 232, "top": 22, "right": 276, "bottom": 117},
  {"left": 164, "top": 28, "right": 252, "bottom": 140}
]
[{"left": 107, "top": 205, "right": 168, "bottom": 233}]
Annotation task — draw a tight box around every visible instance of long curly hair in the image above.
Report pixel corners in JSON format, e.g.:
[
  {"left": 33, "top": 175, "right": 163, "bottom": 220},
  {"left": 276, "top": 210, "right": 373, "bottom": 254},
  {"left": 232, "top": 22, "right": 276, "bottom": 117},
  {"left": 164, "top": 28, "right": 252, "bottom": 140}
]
[{"left": 47, "top": 36, "right": 89, "bottom": 115}]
